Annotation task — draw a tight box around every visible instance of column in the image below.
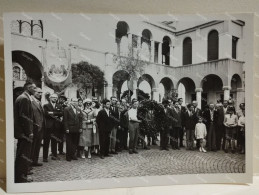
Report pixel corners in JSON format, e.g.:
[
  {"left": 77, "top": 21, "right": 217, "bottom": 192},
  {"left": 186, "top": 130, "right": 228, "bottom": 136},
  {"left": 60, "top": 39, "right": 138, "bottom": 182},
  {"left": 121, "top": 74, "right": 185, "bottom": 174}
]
[
  {"left": 131, "top": 80, "right": 138, "bottom": 100},
  {"left": 137, "top": 35, "right": 141, "bottom": 50},
  {"left": 158, "top": 42, "right": 162, "bottom": 64},
  {"left": 106, "top": 83, "right": 113, "bottom": 99},
  {"left": 223, "top": 86, "right": 231, "bottom": 101},
  {"left": 169, "top": 45, "right": 173, "bottom": 66},
  {"left": 195, "top": 88, "right": 203, "bottom": 109},
  {"left": 150, "top": 40, "right": 155, "bottom": 62},
  {"left": 128, "top": 33, "right": 132, "bottom": 53},
  {"left": 152, "top": 88, "right": 159, "bottom": 102}
]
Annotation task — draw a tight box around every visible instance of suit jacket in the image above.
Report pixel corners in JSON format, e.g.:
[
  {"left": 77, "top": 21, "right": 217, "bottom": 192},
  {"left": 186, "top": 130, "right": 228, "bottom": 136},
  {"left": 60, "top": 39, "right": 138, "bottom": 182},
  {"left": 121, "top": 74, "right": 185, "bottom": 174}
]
[
  {"left": 193, "top": 107, "right": 202, "bottom": 124},
  {"left": 202, "top": 109, "right": 219, "bottom": 128},
  {"left": 171, "top": 107, "right": 182, "bottom": 128},
  {"left": 161, "top": 107, "right": 173, "bottom": 129},
  {"left": 216, "top": 107, "right": 225, "bottom": 126},
  {"left": 182, "top": 110, "right": 196, "bottom": 130},
  {"left": 96, "top": 109, "right": 113, "bottom": 132},
  {"left": 31, "top": 97, "right": 45, "bottom": 135},
  {"left": 14, "top": 92, "right": 34, "bottom": 139},
  {"left": 63, "top": 106, "right": 82, "bottom": 133},
  {"left": 109, "top": 105, "right": 120, "bottom": 128},
  {"left": 43, "top": 102, "right": 63, "bottom": 131}
]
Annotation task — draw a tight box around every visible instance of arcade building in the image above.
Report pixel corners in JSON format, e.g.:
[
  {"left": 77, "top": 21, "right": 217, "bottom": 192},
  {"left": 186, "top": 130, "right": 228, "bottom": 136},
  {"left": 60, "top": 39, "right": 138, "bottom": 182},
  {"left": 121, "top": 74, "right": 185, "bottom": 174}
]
[{"left": 11, "top": 17, "right": 245, "bottom": 109}]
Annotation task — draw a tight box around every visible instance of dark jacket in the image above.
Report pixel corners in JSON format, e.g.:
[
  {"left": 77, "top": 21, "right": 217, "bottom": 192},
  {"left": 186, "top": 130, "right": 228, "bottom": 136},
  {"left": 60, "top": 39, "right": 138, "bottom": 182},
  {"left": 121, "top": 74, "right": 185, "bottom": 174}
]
[
  {"left": 109, "top": 105, "right": 120, "bottom": 128},
  {"left": 193, "top": 107, "right": 202, "bottom": 124},
  {"left": 14, "top": 92, "right": 34, "bottom": 139},
  {"left": 215, "top": 107, "right": 225, "bottom": 126},
  {"left": 43, "top": 102, "right": 63, "bottom": 131},
  {"left": 171, "top": 107, "right": 182, "bottom": 128},
  {"left": 96, "top": 109, "right": 113, "bottom": 132},
  {"left": 63, "top": 105, "right": 82, "bottom": 133},
  {"left": 31, "top": 98, "right": 45, "bottom": 135},
  {"left": 202, "top": 109, "right": 219, "bottom": 128},
  {"left": 161, "top": 107, "right": 173, "bottom": 129},
  {"left": 182, "top": 110, "right": 196, "bottom": 130}
]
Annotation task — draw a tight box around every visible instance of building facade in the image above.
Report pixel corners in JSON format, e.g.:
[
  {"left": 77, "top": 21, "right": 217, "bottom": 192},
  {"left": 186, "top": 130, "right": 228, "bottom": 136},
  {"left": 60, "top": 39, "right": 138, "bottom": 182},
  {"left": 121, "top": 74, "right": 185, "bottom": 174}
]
[{"left": 11, "top": 17, "right": 245, "bottom": 109}]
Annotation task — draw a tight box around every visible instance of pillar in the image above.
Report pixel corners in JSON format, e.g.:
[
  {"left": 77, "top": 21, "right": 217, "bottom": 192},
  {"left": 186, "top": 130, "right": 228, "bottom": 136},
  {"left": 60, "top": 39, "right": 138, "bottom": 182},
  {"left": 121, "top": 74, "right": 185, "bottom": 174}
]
[
  {"left": 130, "top": 80, "right": 138, "bottom": 100},
  {"left": 106, "top": 83, "right": 113, "bottom": 99},
  {"left": 158, "top": 42, "right": 162, "bottom": 64},
  {"left": 195, "top": 88, "right": 203, "bottom": 109},
  {"left": 128, "top": 33, "right": 132, "bottom": 52},
  {"left": 152, "top": 88, "right": 159, "bottom": 102},
  {"left": 223, "top": 86, "right": 231, "bottom": 101},
  {"left": 150, "top": 40, "right": 155, "bottom": 62}
]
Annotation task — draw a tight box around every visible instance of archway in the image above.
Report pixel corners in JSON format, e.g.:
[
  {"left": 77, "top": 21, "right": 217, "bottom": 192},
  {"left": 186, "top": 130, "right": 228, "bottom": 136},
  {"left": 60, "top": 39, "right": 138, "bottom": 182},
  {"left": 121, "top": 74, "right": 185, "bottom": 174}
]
[
  {"left": 208, "top": 30, "right": 219, "bottom": 61},
  {"left": 138, "top": 74, "right": 155, "bottom": 100},
  {"left": 177, "top": 77, "right": 196, "bottom": 106},
  {"left": 201, "top": 74, "right": 223, "bottom": 109},
  {"left": 159, "top": 77, "right": 174, "bottom": 102},
  {"left": 141, "top": 29, "right": 152, "bottom": 61},
  {"left": 116, "top": 21, "right": 130, "bottom": 56},
  {"left": 183, "top": 37, "right": 192, "bottom": 65},
  {"left": 12, "top": 50, "right": 43, "bottom": 101},
  {"left": 112, "top": 70, "right": 130, "bottom": 100},
  {"left": 162, "top": 36, "right": 171, "bottom": 65}
]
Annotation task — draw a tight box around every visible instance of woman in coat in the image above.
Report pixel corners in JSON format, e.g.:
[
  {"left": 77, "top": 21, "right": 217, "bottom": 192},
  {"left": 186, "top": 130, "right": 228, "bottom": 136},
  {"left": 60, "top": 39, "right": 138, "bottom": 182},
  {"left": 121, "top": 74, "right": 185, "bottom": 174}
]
[{"left": 79, "top": 99, "right": 95, "bottom": 159}]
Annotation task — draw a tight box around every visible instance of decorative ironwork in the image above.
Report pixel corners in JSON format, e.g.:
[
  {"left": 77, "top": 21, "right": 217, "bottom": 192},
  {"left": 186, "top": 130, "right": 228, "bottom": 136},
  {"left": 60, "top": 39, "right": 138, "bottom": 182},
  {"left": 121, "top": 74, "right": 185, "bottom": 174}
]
[{"left": 10, "top": 20, "right": 43, "bottom": 38}]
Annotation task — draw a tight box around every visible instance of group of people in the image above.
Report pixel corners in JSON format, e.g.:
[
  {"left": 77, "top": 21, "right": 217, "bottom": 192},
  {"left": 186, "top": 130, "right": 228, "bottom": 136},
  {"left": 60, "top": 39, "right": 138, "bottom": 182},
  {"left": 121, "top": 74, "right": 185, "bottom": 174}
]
[{"left": 14, "top": 81, "right": 246, "bottom": 183}]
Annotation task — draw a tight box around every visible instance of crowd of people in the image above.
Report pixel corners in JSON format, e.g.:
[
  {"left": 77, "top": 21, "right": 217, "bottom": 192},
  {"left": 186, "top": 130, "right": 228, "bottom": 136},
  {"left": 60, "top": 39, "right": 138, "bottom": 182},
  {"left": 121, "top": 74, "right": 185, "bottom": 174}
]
[{"left": 14, "top": 81, "right": 246, "bottom": 183}]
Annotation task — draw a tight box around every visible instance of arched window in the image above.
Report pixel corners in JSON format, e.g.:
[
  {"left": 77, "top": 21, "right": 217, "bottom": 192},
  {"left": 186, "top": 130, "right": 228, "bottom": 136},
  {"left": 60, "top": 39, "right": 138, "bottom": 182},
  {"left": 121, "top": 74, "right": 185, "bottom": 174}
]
[
  {"left": 162, "top": 36, "right": 171, "bottom": 65},
  {"left": 183, "top": 37, "right": 192, "bottom": 65},
  {"left": 115, "top": 21, "right": 130, "bottom": 55},
  {"left": 208, "top": 30, "right": 219, "bottom": 61},
  {"left": 13, "top": 66, "right": 21, "bottom": 80}
]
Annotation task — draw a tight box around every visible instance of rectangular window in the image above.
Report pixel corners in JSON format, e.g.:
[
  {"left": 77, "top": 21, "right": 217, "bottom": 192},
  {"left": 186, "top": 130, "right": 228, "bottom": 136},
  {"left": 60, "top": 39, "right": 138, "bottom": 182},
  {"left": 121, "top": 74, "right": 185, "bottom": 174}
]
[
  {"left": 232, "top": 36, "right": 238, "bottom": 59},
  {"left": 154, "top": 42, "right": 159, "bottom": 63}
]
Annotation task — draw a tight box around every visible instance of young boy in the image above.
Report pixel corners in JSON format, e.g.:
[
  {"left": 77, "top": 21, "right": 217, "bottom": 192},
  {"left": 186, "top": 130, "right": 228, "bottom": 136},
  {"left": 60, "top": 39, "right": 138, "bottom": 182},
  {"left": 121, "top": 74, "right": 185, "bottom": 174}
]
[{"left": 195, "top": 116, "right": 207, "bottom": 153}]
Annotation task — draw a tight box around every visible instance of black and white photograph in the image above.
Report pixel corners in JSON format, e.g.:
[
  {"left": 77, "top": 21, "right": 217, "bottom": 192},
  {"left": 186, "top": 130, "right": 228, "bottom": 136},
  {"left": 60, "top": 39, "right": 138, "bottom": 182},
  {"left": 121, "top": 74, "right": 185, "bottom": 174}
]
[{"left": 3, "top": 13, "right": 254, "bottom": 193}]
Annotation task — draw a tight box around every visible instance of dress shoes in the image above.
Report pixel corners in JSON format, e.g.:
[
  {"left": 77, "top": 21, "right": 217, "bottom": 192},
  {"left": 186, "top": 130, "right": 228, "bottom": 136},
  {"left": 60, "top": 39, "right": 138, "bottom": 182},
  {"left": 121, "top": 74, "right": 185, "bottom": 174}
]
[
  {"left": 133, "top": 150, "right": 138, "bottom": 154},
  {"left": 51, "top": 156, "right": 60, "bottom": 160},
  {"left": 43, "top": 159, "right": 48, "bottom": 162},
  {"left": 129, "top": 150, "right": 133, "bottom": 154},
  {"left": 100, "top": 155, "right": 104, "bottom": 159},
  {"left": 110, "top": 151, "right": 118, "bottom": 155},
  {"left": 59, "top": 152, "right": 66, "bottom": 155},
  {"left": 104, "top": 154, "right": 113, "bottom": 157},
  {"left": 32, "top": 162, "right": 43, "bottom": 167}
]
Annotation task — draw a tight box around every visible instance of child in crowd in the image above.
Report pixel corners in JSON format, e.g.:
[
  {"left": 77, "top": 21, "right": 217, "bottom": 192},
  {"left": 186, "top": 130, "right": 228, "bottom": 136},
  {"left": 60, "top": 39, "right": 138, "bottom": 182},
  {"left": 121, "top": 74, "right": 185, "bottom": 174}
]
[{"left": 195, "top": 116, "right": 207, "bottom": 153}]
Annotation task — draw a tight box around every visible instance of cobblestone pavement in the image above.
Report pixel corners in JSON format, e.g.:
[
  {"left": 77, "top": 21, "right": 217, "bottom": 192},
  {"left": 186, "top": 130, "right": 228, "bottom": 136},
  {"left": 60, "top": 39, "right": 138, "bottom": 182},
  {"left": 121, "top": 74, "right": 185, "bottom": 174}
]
[{"left": 29, "top": 145, "right": 245, "bottom": 182}]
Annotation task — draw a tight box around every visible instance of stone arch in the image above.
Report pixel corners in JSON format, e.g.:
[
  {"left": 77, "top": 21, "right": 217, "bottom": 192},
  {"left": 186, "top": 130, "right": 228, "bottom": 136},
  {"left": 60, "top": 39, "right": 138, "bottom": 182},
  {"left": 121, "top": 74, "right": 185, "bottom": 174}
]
[
  {"left": 159, "top": 77, "right": 174, "bottom": 100},
  {"left": 177, "top": 77, "right": 196, "bottom": 105},
  {"left": 12, "top": 50, "right": 43, "bottom": 86},
  {"left": 201, "top": 74, "right": 223, "bottom": 108},
  {"left": 112, "top": 70, "right": 130, "bottom": 99}
]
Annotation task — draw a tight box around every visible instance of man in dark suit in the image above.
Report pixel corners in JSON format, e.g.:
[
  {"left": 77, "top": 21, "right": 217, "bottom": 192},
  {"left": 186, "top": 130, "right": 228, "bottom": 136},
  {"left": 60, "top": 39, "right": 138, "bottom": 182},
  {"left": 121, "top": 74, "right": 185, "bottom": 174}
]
[
  {"left": 182, "top": 104, "right": 196, "bottom": 150},
  {"left": 170, "top": 101, "right": 182, "bottom": 150},
  {"left": 109, "top": 96, "right": 120, "bottom": 154},
  {"left": 215, "top": 103, "right": 225, "bottom": 150},
  {"left": 160, "top": 99, "right": 172, "bottom": 150},
  {"left": 43, "top": 93, "right": 63, "bottom": 162},
  {"left": 30, "top": 87, "right": 45, "bottom": 167},
  {"left": 14, "top": 81, "right": 36, "bottom": 183},
  {"left": 96, "top": 99, "right": 113, "bottom": 159},
  {"left": 178, "top": 98, "right": 186, "bottom": 147},
  {"left": 64, "top": 98, "right": 82, "bottom": 161},
  {"left": 203, "top": 103, "right": 218, "bottom": 151}
]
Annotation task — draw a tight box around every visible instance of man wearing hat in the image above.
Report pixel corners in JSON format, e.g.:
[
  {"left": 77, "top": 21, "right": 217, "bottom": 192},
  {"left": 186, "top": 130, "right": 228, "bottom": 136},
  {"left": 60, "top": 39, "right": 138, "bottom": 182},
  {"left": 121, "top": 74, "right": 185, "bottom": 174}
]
[{"left": 43, "top": 93, "right": 63, "bottom": 162}]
